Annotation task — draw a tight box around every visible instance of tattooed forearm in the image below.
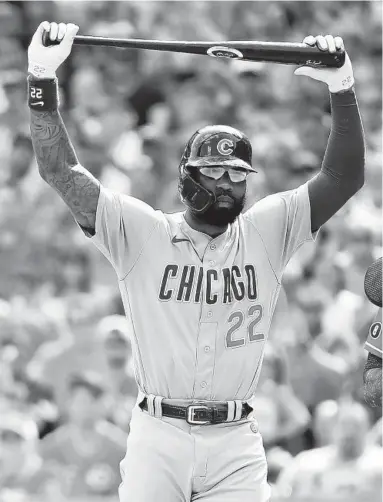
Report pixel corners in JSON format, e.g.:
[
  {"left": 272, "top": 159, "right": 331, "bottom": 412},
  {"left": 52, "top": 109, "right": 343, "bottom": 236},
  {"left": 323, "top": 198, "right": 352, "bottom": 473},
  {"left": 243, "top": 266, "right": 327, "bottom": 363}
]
[
  {"left": 30, "top": 110, "right": 78, "bottom": 172},
  {"left": 364, "top": 368, "right": 382, "bottom": 408},
  {"left": 30, "top": 110, "right": 100, "bottom": 231}
]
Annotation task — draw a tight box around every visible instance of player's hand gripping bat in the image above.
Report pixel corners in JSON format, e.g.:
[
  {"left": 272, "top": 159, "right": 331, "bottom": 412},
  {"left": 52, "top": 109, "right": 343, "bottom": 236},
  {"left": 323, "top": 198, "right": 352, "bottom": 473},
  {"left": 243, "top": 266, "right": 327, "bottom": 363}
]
[{"left": 42, "top": 32, "right": 345, "bottom": 68}]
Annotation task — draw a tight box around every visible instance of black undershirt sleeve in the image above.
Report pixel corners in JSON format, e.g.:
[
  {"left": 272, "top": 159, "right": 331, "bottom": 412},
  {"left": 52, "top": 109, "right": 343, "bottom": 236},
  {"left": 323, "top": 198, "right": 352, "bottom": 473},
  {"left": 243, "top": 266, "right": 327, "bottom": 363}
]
[{"left": 308, "top": 89, "right": 365, "bottom": 233}]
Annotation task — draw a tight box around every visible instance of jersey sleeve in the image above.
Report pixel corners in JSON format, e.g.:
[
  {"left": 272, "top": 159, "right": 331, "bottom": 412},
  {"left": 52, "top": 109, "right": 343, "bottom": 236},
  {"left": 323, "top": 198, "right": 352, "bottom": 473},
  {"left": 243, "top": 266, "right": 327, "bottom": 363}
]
[
  {"left": 89, "top": 186, "right": 161, "bottom": 279},
  {"left": 364, "top": 309, "right": 382, "bottom": 359},
  {"left": 244, "top": 182, "right": 316, "bottom": 281}
]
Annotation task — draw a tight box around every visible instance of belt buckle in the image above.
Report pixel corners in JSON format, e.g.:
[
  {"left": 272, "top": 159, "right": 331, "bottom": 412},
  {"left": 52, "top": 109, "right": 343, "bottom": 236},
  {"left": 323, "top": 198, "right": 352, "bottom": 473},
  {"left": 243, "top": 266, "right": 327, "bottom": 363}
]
[{"left": 187, "top": 405, "right": 209, "bottom": 425}]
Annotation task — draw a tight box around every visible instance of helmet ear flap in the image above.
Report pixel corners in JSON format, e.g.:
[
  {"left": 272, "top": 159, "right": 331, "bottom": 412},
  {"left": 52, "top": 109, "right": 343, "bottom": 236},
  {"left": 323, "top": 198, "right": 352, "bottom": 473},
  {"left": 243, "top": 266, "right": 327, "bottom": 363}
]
[{"left": 179, "top": 164, "right": 215, "bottom": 213}]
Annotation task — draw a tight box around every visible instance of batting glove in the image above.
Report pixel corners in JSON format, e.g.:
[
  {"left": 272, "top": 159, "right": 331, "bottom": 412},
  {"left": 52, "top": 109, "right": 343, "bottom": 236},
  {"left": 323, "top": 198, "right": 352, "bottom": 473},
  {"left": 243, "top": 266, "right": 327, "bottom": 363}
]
[
  {"left": 294, "top": 35, "right": 354, "bottom": 93},
  {"left": 28, "top": 21, "right": 79, "bottom": 79}
]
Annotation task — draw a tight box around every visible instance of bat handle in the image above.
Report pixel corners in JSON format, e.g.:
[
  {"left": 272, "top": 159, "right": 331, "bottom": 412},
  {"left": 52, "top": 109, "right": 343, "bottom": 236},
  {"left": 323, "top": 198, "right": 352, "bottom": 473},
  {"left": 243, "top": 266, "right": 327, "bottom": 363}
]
[
  {"left": 302, "top": 47, "right": 345, "bottom": 68},
  {"left": 42, "top": 30, "right": 60, "bottom": 47}
]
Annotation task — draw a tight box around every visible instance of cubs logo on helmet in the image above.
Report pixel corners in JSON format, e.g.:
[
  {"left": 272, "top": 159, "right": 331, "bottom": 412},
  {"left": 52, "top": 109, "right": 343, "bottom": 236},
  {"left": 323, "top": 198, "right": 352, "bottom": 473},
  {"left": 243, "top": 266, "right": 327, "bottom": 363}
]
[{"left": 217, "top": 139, "right": 235, "bottom": 156}]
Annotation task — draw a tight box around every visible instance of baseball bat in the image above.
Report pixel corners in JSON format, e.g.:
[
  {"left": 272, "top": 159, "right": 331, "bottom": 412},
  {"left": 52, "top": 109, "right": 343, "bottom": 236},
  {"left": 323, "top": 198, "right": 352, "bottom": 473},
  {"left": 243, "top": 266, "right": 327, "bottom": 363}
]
[{"left": 42, "top": 32, "right": 345, "bottom": 68}]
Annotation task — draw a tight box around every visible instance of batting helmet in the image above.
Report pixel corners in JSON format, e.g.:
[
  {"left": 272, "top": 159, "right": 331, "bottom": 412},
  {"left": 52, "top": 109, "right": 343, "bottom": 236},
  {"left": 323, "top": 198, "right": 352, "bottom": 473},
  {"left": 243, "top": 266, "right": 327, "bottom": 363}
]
[{"left": 179, "top": 125, "right": 255, "bottom": 212}]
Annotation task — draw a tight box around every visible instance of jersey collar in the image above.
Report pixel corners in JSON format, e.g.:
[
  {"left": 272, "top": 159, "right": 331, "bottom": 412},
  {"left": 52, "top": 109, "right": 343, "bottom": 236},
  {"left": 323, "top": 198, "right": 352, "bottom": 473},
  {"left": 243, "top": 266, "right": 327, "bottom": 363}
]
[{"left": 170, "top": 213, "right": 237, "bottom": 262}]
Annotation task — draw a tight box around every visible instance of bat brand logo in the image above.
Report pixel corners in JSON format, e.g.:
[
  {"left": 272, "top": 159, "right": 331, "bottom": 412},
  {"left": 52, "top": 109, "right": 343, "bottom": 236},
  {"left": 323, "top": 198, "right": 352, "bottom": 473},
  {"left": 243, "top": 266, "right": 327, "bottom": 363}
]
[
  {"left": 207, "top": 46, "right": 244, "bottom": 60},
  {"left": 305, "top": 60, "right": 322, "bottom": 66},
  {"left": 370, "top": 321, "right": 381, "bottom": 339},
  {"left": 217, "top": 139, "right": 234, "bottom": 156}
]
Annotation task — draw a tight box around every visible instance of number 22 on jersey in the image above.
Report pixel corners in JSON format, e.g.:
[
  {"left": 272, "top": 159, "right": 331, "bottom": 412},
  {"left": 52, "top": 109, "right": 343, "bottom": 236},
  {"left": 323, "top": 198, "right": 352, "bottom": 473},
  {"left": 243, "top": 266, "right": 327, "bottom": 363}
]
[{"left": 226, "top": 304, "right": 264, "bottom": 349}]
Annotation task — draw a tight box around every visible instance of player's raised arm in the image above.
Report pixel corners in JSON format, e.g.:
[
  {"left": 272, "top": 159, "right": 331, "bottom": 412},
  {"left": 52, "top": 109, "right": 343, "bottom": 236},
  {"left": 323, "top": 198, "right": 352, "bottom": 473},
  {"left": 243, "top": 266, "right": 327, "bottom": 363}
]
[
  {"left": 294, "top": 35, "right": 365, "bottom": 233},
  {"left": 28, "top": 22, "right": 100, "bottom": 235}
]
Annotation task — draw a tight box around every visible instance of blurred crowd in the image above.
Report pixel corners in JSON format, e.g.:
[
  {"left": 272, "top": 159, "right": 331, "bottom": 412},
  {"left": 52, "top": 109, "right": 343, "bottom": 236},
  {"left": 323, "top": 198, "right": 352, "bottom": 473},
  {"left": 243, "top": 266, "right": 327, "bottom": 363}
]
[{"left": 0, "top": 1, "right": 382, "bottom": 501}]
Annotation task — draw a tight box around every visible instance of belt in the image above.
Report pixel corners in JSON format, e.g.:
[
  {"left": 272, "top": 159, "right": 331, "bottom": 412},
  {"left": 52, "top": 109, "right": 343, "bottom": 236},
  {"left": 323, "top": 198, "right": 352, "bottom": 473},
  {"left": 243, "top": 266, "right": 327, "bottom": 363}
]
[{"left": 139, "top": 398, "right": 253, "bottom": 425}]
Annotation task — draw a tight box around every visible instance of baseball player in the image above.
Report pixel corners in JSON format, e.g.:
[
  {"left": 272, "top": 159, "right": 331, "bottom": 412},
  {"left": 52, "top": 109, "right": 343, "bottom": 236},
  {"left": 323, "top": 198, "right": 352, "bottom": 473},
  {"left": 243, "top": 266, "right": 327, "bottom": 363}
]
[
  {"left": 27, "top": 21, "right": 365, "bottom": 502},
  {"left": 364, "top": 309, "right": 382, "bottom": 408},
  {"left": 363, "top": 258, "right": 382, "bottom": 408}
]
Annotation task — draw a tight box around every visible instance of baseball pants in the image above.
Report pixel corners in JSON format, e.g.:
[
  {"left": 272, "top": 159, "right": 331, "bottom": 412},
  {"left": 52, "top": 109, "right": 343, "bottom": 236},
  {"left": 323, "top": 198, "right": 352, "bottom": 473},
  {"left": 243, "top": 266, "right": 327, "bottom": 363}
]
[{"left": 119, "top": 403, "right": 271, "bottom": 502}]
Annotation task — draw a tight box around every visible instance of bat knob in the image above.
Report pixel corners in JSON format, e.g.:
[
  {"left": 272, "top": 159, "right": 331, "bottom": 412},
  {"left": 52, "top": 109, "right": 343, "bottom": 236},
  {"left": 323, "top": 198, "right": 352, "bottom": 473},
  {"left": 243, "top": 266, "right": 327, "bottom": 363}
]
[{"left": 42, "top": 30, "right": 60, "bottom": 47}]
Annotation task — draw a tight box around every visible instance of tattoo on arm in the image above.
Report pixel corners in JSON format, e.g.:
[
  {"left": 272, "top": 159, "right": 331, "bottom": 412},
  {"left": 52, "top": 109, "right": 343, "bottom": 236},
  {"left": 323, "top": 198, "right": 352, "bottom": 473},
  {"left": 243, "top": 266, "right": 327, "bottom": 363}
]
[{"left": 30, "top": 110, "right": 100, "bottom": 232}]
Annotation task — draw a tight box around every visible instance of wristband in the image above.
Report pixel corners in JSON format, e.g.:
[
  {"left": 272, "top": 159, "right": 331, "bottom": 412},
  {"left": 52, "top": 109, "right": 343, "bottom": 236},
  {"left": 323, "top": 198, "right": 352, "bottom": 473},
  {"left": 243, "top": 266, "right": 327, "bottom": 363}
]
[{"left": 27, "top": 76, "right": 59, "bottom": 111}]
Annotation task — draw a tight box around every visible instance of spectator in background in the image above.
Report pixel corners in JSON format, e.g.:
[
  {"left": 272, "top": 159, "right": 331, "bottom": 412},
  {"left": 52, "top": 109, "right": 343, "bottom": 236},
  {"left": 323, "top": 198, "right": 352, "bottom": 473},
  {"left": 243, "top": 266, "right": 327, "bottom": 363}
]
[
  {"left": 0, "top": 341, "right": 27, "bottom": 413},
  {"left": 0, "top": 413, "right": 56, "bottom": 497},
  {"left": 251, "top": 345, "right": 310, "bottom": 454},
  {"left": 286, "top": 281, "right": 349, "bottom": 411},
  {"left": 0, "top": 69, "right": 28, "bottom": 140},
  {"left": 265, "top": 447, "right": 293, "bottom": 498},
  {"left": 98, "top": 315, "right": 138, "bottom": 432},
  {"left": 276, "top": 400, "right": 383, "bottom": 499},
  {"left": 0, "top": 338, "right": 59, "bottom": 439},
  {"left": 339, "top": 224, "right": 377, "bottom": 297},
  {"left": 4, "top": 133, "right": 34, "bottom": 188},
  {"left": 312, "top": 400, "right": 339, "bottom": 447},
  {"left": 314, "top": 258, "right": 364, "bottom": 340},
  {"left": 27, "top": 314, "right": 136, "bottom": 428},
  {"left": 368, "top": 416, "right": 383, "bottom": 447},
  {"left": 39, "top": 371, "right": 127, "bottom": 499}
]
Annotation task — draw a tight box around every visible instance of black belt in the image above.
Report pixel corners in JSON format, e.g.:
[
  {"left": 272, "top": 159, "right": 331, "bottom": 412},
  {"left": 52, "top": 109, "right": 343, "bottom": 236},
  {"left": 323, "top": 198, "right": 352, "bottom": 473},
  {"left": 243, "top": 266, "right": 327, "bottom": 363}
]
[{"left": 139, "top": 398, "right": 252, "bottom": 425}]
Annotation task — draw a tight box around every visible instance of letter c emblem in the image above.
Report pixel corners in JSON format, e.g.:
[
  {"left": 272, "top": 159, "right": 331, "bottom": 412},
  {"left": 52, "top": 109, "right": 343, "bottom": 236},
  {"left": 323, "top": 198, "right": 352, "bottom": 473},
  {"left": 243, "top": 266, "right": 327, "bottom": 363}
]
[{"left": 217, "top": 139, "right": 234, "bottom": 156}]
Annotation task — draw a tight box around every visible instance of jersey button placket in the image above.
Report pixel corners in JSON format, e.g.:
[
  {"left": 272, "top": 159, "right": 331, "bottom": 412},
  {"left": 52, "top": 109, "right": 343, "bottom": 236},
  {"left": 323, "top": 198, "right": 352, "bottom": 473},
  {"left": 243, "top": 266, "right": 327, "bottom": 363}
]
[{"left": 196, "top": 243, "right": 219, "bottom": 397}]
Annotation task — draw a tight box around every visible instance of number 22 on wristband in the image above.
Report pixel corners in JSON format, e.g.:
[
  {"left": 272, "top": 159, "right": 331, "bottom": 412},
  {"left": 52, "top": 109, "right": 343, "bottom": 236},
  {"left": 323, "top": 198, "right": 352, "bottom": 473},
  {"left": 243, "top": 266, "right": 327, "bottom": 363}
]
[
  {"left": 30, "top": 87, "right": 43, "bottom": 99},
  {"left": 226, "top": 305, "right": 264, "bottom": 349}
]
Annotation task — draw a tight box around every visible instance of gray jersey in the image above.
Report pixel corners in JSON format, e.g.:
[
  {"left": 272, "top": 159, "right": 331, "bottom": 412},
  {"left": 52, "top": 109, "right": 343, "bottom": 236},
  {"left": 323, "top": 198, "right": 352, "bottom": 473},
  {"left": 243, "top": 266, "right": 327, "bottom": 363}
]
[{"left": 90, "top": 183, "right": 315, "bottom": 401}]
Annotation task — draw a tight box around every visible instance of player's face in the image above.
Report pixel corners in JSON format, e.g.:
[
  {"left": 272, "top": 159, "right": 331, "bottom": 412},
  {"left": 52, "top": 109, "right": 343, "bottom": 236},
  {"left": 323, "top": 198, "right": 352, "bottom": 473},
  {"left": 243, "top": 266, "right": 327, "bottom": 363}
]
[
  {"left": 194, "top": 168, "right": 247, "bottom": 225},
  {"left": 68, "top": 388, "right": 104, "bottom": 426}
]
